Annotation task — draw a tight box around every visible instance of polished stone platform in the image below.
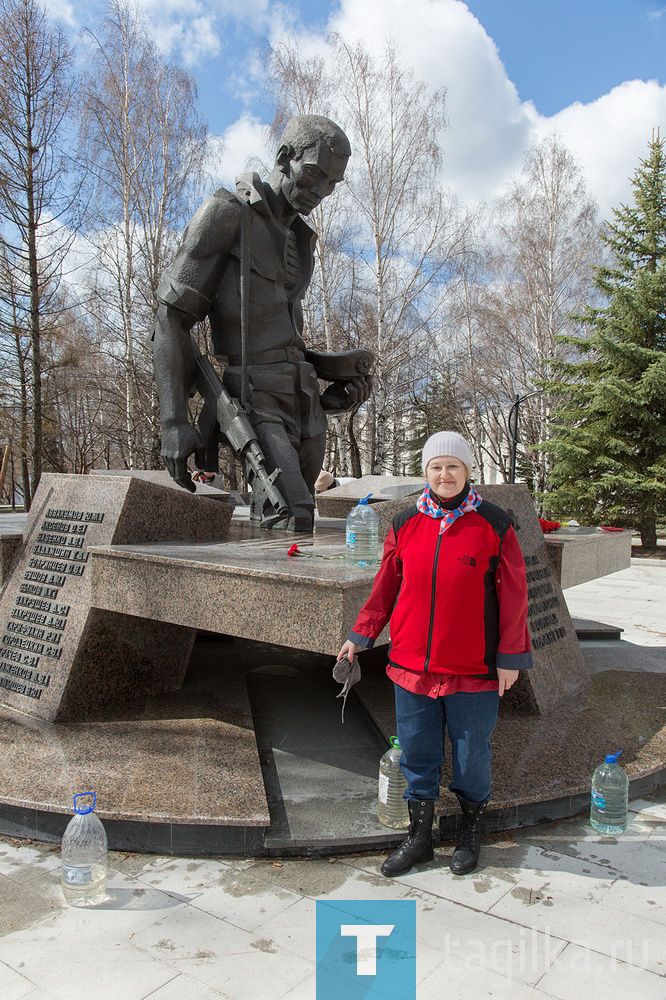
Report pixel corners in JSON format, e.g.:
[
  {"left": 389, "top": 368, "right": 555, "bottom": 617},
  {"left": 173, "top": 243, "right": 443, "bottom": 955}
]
[
  {"left": 88, "top": 514, "right": 389, "bottom": 655},
  {"left": 0, "top": 634, "right": 664, "bottom": 856},
  {"left": 0, "top": 499, "right": 661, "bottom": 857}
]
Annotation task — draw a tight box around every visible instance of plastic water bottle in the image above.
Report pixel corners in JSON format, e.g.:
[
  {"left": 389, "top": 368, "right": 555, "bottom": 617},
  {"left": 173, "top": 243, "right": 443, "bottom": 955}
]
[
  {"left": 590, "top": 750, "right": 629, "bottom": 835},
  {"left": 61, "top": 793, "right": 109, "bottom": 906},
  {"left": 378, "top": 737, "right": 410, "bottom": 829},
  {"left": 345, "top": 494, "right": 379, "bottom": 566}
]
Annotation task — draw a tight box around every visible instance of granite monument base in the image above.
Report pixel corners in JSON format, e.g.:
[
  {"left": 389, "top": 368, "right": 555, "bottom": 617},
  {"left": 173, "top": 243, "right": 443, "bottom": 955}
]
[
  {"left": 0, "top": 473, "right": 233, "bottom": 721},
  {"left": 0, "top": 633, "right": 663, "bottom": 856},
  {"left": 544, "top": 526, "right": 632, "bottom": 588},
  {"left": 0, "top": 476, "right": 659, "bottom": 855}
]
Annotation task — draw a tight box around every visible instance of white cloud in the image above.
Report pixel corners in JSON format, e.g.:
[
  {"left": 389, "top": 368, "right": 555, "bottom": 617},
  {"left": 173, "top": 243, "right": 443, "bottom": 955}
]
[
  {"left": 322, "top": 0, "right": 535, "bottom": 202},
  {"left": 205, "top": 113, "right": 272, "bottom": 190},
  {"left": 132, "top": 0, "right": 270, "bottom": 65},
  {"left": 44, "top": 0, "right": 77, "bottom": 26},
  {"left": 262, "top": 0, "right": 666, "bottom": 219},
  {"left": 539, "top": 80, "right": 666, "bottom": 219},
  {"left": 64, "top": 0, "right": 666, "bottom": 220},
  {"left": 132, "top": 0, "right": 221, "bottom": 63}
]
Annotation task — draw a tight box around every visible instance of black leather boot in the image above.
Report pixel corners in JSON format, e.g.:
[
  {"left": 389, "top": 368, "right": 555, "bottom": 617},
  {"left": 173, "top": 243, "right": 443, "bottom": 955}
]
[
  {"left": 381, "top": 800, "right": 435, "bottom": 877},
  {"left": 449, "top": 796, "right": 488, "bottom": 875}
]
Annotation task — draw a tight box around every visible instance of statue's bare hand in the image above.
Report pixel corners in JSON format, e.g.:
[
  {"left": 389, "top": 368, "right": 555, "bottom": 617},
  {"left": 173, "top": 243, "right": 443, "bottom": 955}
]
[
  {"left": 320, "top": 375, "right": 372, "bottom": 413},
  {"left": 161, "top": 422, "right": 206, "bottom": 493}
]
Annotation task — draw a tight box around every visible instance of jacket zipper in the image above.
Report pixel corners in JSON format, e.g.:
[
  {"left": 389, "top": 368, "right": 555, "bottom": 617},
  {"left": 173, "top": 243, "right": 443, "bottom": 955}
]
[{"left": 423, "top": 530, "right": 443, "bottom": 672}]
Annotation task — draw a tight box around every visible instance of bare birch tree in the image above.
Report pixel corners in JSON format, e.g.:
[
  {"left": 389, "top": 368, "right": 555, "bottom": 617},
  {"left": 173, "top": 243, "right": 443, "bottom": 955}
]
[
  {"left": 79, "top": 0, "right": 209, "bottom": 469},
  {"left": 267, "top": 35, "right": 469, "bottom": 475},
  {"left": 332, "top": 38, "right": 464, "bottom": 473},
  {"left": 484, "top": 135, "right": 600, "bottom": 494},
  {"left": 266, "top": 37, "right": 361, "bottom": 475},
  {"left": 0, "top": 0, "right": 76, "bottom": 503},
  {"left": 441, "top": 136, "right": 601, "bottom": 495}
]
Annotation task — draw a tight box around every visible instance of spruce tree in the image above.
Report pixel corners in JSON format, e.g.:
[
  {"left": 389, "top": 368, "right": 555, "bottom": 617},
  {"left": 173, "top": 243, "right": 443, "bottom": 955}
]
[{"left": 545, "top": 135, "right": 666, "bottom": 549}]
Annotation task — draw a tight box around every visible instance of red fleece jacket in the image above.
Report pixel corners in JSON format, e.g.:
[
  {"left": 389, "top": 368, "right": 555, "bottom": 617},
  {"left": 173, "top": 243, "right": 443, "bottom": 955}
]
[{"left": 348, "top": 501, "right": 533, "bottom": 679}]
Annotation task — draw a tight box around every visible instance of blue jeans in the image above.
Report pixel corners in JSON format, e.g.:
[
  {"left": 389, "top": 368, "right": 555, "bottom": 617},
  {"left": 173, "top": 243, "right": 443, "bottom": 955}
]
[{"left": 393, "top": 684, "right": 499, "bottom": 803}]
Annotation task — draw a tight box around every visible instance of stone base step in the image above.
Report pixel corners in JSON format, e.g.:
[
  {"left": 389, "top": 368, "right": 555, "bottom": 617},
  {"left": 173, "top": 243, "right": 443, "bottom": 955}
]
[
  {"left": 573, "top": 618, "right": 624, "bottom": 641},
  {"left": 0, "top": 637, "right": 269, "bottom": 854}
]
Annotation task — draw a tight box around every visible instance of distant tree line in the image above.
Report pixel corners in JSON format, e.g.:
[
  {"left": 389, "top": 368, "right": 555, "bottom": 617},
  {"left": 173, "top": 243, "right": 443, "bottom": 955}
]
[{"left": 0, "top": 0, "right": 662, "bottom": 546}]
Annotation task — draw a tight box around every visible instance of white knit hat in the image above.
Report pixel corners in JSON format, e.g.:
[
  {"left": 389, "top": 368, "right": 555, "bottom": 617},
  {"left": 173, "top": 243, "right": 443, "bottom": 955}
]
[{"left": 421, "top": 431, "right": 474, "bottom": 475}]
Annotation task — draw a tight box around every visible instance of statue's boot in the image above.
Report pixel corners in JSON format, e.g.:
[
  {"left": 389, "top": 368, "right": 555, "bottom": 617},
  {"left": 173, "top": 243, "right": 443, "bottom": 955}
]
[
  {"left": 252, "top": 500, "right": 314, "bottom": 534},
  {"left": 283, "top": 505, "right": 314, "bottom": 533}
]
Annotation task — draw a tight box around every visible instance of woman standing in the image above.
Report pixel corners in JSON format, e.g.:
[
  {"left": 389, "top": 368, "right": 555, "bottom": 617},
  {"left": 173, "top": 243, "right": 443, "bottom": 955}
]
[{"left": 337, "top": 431, "right": 532, "bottom": 877}]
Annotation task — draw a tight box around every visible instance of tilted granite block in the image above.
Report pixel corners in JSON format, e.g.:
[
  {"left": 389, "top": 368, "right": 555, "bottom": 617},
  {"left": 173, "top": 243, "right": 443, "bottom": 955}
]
[
  {"left": 90, "top": 524, "right": 390, "bottom": 655},
  {"left": 98, "top": 468, "right": 232, "bottom": 503},
  {"left": 0, "top": 473, "right": 234, "bottom": 722},
  {"left": 373, "top": 484, "right": 590, "bottom": 714},
  {"left": 543, "top": 528, "right": 632, "bottom": 589},
  {"left": 316, "top": 474, "right": 423, "bottom": 519}
]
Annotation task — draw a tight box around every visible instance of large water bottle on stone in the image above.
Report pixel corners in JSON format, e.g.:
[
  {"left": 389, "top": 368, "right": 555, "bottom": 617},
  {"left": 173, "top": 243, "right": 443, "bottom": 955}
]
[
  {"left": 590, "top": 750, "right": 629, "bottom": 835},
  {"left": 345, "top": 495, "right": 379, "bottom": 567},
  {"left": 378, "top": 737, "right": 410, "bottom": 829},
  {"left": 61, "top": 793, "right": 109, "bottom": 906}
]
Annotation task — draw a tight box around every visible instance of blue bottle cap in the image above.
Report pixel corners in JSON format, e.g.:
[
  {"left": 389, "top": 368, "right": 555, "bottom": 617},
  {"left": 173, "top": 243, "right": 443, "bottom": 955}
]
[
  {"left": 358, "top": 494, "right": 373, "bottom": 505},
  {"left": 605, "top": 750, "right": 623, "bottom": 763},
  {"left": 73, "top": 792, "right": 97, "bottom": 814}
]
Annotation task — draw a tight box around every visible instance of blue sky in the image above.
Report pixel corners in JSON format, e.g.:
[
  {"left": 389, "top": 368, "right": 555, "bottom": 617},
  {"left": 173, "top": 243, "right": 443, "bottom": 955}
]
[
  {"left": 464, "top": 0, "right": 666, "bottom": 115},
  {"left": 55, "top": 0, "right": 666, "bottom": 218},
  {"left": 192, "top": 0, "right": 666, "bottom": 128}
]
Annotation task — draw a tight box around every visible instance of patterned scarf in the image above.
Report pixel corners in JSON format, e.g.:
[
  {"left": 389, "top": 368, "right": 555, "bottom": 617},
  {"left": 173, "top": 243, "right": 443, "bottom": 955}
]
[{"left": 416, "top": 485, "right": 482, "bottom": 534}]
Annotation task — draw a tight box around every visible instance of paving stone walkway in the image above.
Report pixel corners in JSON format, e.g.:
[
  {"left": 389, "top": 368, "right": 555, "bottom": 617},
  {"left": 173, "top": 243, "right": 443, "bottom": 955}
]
[
  {"left": 564, "top": 562, "right": 666, "bottom": 647},
  {"left": 0, "top": 792, "right": 664, "bottom": 1000}
]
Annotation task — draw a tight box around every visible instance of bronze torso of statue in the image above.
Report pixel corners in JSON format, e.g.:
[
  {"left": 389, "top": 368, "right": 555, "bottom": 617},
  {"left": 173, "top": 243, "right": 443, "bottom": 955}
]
[{"left": 151, "top": 115, "right": 372, "bottom": 532}]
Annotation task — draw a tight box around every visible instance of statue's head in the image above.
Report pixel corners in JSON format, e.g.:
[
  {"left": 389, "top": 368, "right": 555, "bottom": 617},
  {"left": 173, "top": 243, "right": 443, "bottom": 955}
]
[{"left": 275, "top": 115, "right": 350, "bottom": 216}]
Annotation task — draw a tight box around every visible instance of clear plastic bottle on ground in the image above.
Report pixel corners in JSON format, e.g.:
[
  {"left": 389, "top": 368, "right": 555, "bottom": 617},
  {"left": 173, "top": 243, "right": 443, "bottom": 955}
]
[
  {"left": 345, "top": 495, "right": 379, "bottom": 567},
  {"left": 590, "top": 750, "right": 629, "bottom": 835},
  {"left": 378, "top": 737, "right": 410, "bottom": 829},
  {"left": 61, "top": 792, "right": 109, "bottom": 906}
]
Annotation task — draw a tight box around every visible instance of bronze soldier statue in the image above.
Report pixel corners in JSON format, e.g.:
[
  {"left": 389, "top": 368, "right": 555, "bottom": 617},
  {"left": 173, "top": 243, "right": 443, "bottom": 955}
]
[{"left": 151, "top": 115, "right": 372, "bottom": 532}]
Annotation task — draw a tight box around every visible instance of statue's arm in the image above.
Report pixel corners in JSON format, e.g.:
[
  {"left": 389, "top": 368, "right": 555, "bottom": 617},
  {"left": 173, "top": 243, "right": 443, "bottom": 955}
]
[{"left": 152, "top": 194, "right": 241, "bottom": 490}]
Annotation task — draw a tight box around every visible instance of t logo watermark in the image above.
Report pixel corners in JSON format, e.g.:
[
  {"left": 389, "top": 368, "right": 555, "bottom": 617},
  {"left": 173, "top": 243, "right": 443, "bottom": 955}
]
[
  {"left": 340, "top": 924, "right": 394, "bottom": 975},
  {"left": 316, "top": 899, "right": 416, "bottom": 999}
]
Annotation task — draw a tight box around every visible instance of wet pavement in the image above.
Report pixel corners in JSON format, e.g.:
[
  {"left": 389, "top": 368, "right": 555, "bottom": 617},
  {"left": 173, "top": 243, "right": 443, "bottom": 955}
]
[{"left": 0, "top": 790, "right": 664, "bottom": 999}]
